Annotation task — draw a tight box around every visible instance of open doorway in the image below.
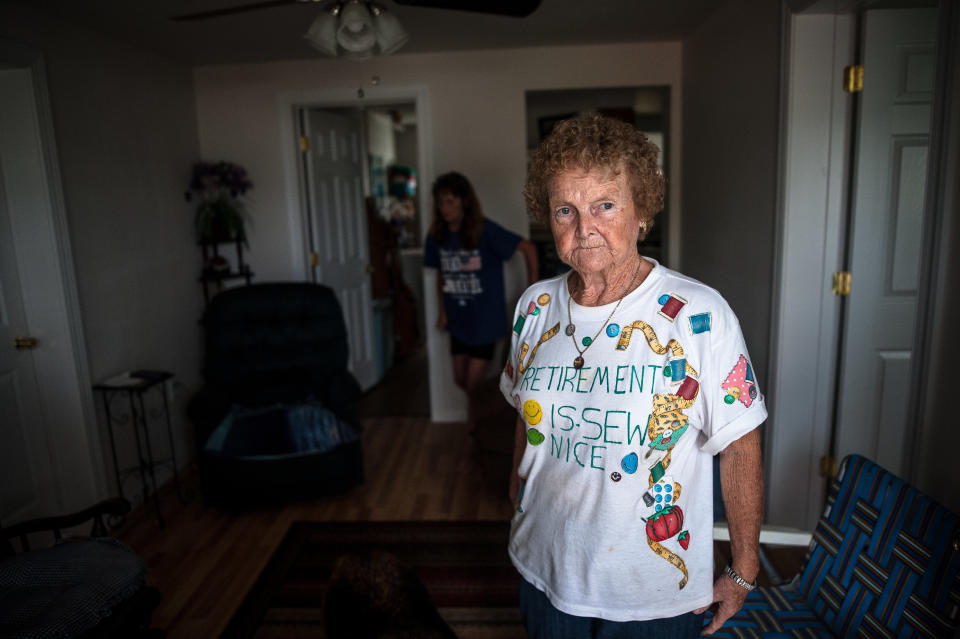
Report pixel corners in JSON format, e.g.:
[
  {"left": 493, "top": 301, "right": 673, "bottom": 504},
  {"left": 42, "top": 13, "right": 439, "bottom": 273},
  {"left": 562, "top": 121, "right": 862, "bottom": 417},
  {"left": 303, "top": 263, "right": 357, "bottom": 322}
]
[{"left": 297, "top": 101, "right": 428, "bottom": 415}]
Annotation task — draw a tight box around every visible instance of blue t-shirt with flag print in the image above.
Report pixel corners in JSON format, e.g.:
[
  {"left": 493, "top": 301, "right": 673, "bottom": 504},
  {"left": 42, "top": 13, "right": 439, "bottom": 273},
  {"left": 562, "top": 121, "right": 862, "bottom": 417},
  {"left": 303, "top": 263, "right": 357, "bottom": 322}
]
[{"left": 424, "top": 218, "right": 522, "bottom": 346}]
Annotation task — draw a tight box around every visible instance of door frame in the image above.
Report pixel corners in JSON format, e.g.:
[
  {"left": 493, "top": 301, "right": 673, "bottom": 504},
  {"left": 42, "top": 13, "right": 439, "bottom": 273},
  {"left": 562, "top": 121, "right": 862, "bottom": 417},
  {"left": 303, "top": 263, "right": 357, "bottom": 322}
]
[
  {"left": 766, "top": 12, "right": 855, "bottom": 530},
  {"left": 0, "top": 40, "right": 104, "bottom": 515},
  {"left": 279, "top": 85, "right": 433, "bottom": 279},
  {"left": 767, "top": 5, "right": 952, "bottom": 529},
  {"left": 277, "top": 85, "right": 441, "bottom": 410},
  {"left": 907, "top": 0, "right": 960, "bottom": 496}
]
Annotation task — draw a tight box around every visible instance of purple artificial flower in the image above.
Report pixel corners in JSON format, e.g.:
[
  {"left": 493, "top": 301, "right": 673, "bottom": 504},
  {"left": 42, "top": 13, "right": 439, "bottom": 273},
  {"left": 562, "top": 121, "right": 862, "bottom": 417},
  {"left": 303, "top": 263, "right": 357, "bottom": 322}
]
[{"left": 187, "top": 160, "right": 253, "bottom": 199}]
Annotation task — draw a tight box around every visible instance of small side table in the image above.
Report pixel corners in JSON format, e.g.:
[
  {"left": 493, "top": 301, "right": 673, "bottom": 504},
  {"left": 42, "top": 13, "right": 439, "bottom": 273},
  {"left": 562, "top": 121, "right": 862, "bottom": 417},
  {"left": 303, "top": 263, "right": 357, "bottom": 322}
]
[{"left": 94, "top": 370, "right": 185, "bottom": 528}]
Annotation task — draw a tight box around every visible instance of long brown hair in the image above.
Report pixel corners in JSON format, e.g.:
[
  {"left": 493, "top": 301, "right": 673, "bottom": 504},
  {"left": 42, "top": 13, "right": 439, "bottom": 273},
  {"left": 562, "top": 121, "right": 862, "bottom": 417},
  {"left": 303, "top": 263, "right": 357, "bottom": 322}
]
[{"left": 428, "top": 172, "right": 484, "bottom": 250}]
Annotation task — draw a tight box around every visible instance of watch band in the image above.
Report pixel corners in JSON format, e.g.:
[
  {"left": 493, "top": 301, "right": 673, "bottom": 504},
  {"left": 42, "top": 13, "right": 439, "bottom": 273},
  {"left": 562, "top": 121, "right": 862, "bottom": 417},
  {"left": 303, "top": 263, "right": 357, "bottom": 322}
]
[{"left": 723, "top": 563, "right": 757, "bottom": 591}]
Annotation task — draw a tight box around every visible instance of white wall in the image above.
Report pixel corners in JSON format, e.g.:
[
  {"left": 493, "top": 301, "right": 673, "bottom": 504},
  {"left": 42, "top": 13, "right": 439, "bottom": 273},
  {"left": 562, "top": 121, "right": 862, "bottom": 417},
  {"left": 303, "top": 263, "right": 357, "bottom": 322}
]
[
  {"left": 0, "top": 5, "right": 203, "bottom": 503},
  {"left": 194, "top": 41, "right": 683, "bottom": 422}
]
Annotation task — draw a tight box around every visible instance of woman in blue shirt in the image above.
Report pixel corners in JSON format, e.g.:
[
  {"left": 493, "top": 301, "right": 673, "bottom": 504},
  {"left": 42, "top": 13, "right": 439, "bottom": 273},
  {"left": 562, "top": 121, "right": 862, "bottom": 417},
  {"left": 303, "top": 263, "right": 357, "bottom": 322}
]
[{"left": 424, "top": 172, "right": 538, "bottom": 425}]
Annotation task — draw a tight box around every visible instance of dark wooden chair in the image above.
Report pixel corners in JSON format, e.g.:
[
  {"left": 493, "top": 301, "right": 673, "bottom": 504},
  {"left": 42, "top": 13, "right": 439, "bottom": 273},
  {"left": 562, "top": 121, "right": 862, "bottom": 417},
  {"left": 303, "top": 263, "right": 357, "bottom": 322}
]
[{"left": 0, "top": 498, "right": 162, "bottom": 638}]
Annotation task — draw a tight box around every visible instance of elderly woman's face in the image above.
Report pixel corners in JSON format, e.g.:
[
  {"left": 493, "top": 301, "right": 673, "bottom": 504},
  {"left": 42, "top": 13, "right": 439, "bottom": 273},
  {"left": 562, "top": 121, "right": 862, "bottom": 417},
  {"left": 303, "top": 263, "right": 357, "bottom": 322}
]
[{"left": 549, "top": 168, "right": 641, "bottom": 277}]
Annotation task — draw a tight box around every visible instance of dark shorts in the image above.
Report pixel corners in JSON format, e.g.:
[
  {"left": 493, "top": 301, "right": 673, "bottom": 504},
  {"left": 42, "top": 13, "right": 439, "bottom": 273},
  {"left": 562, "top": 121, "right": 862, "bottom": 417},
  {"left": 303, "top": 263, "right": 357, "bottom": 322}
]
[{"left": 449, "top": 336, "right": 495, "bottom": 360}]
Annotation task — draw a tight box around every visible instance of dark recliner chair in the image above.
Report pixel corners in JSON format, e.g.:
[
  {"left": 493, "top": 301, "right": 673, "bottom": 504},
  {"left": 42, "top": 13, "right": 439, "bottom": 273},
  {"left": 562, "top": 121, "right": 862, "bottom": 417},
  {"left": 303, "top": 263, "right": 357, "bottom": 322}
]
[{"left": 188, "top": 283, "right": 364, "bottom": 507}]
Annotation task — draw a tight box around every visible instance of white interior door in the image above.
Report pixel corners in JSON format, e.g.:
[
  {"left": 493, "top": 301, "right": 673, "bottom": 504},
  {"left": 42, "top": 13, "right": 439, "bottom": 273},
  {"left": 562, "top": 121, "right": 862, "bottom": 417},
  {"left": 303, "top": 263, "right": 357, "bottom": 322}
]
[
  {"left": 0, "top": 70, "right": 57, "bottom": 525},
  {"left": 301, "top": 108, "right": 377, "bottom": 390},
  {"left": 834, "top": 8, "right": 937, "bottom": 474}
]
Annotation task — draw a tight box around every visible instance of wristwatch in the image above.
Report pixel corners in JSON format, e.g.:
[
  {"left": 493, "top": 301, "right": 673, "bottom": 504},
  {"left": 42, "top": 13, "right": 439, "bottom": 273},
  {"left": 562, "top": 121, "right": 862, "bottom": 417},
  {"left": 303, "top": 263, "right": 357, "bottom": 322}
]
[{"left": 723, "top": 563, "right": 757, "bottom": 591}]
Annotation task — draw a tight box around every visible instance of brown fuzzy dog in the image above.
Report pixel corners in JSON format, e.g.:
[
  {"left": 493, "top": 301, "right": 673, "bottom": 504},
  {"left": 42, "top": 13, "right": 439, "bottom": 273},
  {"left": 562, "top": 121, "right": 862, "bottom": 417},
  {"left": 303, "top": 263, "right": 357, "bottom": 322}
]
[{"left": 324, "top": 551, "right": 458, "bottom": 639}]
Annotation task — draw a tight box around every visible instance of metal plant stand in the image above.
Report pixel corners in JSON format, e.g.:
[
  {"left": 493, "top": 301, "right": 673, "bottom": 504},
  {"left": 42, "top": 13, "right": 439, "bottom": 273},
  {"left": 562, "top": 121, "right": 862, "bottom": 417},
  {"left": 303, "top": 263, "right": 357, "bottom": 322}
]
[{"left": 94, "top": 370, "right": 185, "bottom": 528}]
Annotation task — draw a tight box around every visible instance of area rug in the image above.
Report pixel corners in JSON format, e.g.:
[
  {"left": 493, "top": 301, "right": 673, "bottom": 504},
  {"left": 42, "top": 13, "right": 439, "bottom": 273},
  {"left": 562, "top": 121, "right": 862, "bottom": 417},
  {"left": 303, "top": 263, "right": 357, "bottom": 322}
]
[{"left": 221, "top": 520, "right": 525, "bottom": 639}]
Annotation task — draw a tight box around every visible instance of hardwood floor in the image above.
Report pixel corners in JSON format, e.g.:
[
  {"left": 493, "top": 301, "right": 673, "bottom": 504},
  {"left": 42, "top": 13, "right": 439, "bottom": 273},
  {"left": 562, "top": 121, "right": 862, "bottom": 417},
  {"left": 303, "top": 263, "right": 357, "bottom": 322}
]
[
  {"left": 116, "top": 397, "right": 807, "bottom": 637},
  {"left": 116, "top": 416, "right": 512, "bottom": 638},
  {"left": 357, "top": 349, "right": 431, "bottom": 419}
]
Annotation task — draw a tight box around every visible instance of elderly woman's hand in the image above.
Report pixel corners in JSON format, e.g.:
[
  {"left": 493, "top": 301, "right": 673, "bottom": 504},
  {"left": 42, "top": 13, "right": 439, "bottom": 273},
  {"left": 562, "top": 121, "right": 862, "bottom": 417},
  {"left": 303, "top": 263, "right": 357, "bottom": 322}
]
[
  {"left": 695, "top": 574, "right": 750, "bottom": 634},
  {"left": 700, "top": 429, "right": 763, "bottom": 634}
]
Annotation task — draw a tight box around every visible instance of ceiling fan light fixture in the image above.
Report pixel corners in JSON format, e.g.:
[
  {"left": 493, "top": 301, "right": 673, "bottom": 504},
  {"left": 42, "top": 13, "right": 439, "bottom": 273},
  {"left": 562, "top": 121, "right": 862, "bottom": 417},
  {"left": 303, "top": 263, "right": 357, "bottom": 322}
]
[
  {"left": 303, "top": 8, "right": 339, "bottom": 56},
  {"left": 301, "top": 0, "right": 407, "bottom": 60},
  {"left": 371, "top": 5, "right": 409, "bottom": 56},
  {"left": 336, "top": 1, "right": 377, "bottom": 53}
]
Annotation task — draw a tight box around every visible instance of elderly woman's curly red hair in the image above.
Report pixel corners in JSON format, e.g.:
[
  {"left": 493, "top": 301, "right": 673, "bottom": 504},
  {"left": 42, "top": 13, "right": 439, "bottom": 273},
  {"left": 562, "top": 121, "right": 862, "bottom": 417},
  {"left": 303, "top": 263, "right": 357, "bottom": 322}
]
[{"left": 523, "top": 113, "right": 665, "bottom": 240}]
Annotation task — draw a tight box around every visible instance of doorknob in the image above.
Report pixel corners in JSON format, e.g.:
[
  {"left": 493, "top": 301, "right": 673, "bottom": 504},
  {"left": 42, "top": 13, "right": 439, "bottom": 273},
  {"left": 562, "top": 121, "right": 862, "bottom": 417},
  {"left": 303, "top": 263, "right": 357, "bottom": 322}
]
[{"left": 14, "top": 336, "right": 38, "bottom": 350}]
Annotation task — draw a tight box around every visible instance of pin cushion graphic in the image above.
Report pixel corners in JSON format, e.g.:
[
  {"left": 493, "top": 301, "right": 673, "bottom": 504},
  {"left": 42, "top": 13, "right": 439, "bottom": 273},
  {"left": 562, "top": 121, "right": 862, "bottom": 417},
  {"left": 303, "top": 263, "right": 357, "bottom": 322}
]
[
  {"left": 522, "top": 399, "right": 543, "bottom": 425},
  {"left": 722, "top": 354, "right": 757, "bottom": 407},
  {"left": 527, "top": 301, "right": 540, "bottom": 316},
  {"left": 645, "top": 504, "right": 684, "bottom": 542}
]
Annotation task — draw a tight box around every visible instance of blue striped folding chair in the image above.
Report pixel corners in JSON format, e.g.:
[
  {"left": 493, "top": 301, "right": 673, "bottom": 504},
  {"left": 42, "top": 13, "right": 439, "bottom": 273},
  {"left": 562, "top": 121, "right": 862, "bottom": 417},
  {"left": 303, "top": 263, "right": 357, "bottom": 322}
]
[{"left": 708, "top": 454, "right": 960, "bottom": 638}]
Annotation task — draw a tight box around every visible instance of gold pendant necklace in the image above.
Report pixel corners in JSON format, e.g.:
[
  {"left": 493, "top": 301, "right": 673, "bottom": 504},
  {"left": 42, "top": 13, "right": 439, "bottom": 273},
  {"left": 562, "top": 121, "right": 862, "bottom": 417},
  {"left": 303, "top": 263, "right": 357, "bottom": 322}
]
[{"left": 566, "top": 261, "right": 642, "bottom": 369}]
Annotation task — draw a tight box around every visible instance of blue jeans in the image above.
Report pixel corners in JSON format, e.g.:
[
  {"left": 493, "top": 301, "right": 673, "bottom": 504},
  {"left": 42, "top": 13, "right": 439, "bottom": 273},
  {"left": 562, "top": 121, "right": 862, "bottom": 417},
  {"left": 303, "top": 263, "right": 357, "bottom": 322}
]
[{"left": 518, "top": 577, "right": 705, "bottom": 639}]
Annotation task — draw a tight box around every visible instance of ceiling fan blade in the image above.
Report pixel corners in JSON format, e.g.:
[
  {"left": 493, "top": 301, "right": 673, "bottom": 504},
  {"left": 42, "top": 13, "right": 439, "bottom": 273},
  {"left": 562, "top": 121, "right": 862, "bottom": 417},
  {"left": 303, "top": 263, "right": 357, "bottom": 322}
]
[
  {"left": 170, "top": 0, "right": 309, "bottom": 22},
  {"left": 391, "top": 0, "right": 540, "bottom": 18}
]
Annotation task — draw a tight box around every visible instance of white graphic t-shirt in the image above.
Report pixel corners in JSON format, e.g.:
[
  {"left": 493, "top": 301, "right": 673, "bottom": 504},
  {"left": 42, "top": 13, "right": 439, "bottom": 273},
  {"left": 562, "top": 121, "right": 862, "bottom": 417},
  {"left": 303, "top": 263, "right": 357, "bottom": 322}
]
[{"left": 499, "top": 259, "right": 767, "bottom": 622}]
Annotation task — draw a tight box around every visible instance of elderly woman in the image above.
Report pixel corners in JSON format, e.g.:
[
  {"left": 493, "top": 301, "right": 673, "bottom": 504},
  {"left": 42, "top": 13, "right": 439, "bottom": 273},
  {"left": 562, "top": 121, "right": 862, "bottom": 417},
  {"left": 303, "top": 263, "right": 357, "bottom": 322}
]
[{"left": 500, "top": 114, "right": 765, "bottom": 638}]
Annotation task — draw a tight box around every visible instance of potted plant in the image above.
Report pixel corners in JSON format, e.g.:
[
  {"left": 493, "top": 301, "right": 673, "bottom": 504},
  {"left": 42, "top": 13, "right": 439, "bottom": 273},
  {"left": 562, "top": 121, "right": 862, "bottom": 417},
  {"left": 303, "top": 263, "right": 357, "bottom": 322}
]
[{"left": 186, "top": 161, "right": 253, "bottom": 244}]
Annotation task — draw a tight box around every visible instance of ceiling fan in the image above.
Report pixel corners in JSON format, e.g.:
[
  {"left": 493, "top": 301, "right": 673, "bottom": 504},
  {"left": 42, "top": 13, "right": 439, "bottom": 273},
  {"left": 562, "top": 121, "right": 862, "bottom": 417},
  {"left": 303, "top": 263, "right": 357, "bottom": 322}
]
[{"left": 170, "top": 0, "right": 542, "bottom": 22}]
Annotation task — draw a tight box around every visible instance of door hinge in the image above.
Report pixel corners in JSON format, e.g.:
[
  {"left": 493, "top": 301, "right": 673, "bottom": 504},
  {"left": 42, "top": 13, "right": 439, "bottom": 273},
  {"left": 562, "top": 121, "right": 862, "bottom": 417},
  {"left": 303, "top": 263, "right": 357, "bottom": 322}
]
[
  {"left": 843, "top": 65, "right": 864, "bottom": 93},
  {"left": 819, "top": 455, "right": 838, "bottom": 479},
  {"left": 309, "top": 251, "right": 319, "bottom": 267},
  {"left": 13, "top": 336, "right": 38, "bottom": 350},
  {"left": 832, "top": 271, "right": 851, "bottom": 296},
  {"left": 299, "top": 135, "right": 310, "bottom": 152}
]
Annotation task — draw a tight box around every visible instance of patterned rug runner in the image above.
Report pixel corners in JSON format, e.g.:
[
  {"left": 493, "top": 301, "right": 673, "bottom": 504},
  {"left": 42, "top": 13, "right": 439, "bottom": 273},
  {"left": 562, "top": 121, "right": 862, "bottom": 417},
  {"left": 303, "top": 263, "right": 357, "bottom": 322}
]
[{"left": 222, "top": 520, "right": 525, "bottom": 638}]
